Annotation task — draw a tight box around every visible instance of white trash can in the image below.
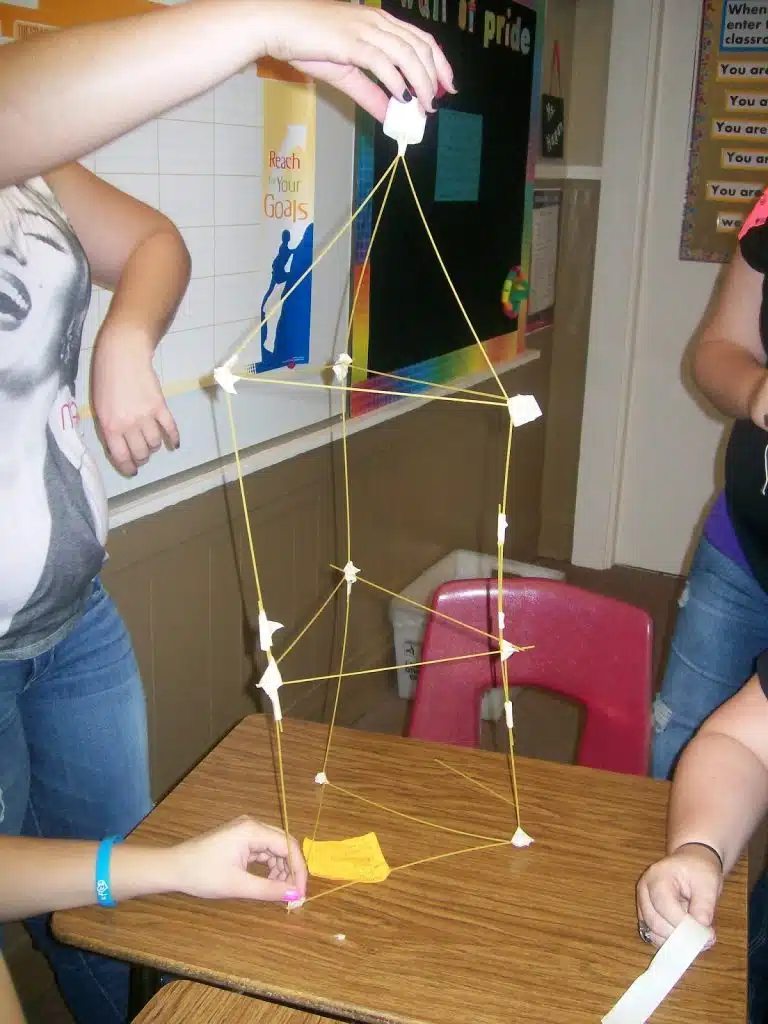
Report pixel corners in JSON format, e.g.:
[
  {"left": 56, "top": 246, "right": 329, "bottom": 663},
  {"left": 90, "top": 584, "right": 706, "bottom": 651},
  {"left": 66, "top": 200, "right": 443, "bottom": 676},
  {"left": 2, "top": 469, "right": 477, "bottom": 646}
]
[{"left": 389, "top": 549, "right": 565, "bottom": 720}]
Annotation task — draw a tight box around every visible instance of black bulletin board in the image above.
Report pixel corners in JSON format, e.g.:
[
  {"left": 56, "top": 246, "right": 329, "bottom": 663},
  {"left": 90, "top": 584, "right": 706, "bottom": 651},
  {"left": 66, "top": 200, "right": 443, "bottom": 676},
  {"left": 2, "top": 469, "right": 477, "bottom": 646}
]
[{"left": 350, "top": 0, "right": 540, "bottom": 415}]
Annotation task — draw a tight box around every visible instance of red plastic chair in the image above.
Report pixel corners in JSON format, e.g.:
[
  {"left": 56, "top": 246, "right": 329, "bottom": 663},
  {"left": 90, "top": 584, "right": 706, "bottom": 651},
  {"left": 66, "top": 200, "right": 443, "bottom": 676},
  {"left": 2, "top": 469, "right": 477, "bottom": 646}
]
[{"left": 408, "top": 577, "right": 653, "bottom": 775}]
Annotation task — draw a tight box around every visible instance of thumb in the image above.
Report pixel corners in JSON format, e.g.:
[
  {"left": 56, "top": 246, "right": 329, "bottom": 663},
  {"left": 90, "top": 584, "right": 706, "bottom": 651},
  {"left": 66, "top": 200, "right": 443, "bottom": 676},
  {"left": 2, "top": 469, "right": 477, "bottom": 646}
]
[
  {"left": 688, "top": 884, "right": 718, "bottom": 930},
  {"left": 229, "top": 872, "right": 304, "bottom": 904}
]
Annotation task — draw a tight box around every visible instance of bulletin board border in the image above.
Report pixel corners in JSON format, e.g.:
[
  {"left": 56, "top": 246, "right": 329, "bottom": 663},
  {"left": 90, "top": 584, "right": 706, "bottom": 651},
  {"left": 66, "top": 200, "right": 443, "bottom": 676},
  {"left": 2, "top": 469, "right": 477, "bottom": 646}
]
[{"left": 677, "top": 0, "right": 758, "bottom": 264}]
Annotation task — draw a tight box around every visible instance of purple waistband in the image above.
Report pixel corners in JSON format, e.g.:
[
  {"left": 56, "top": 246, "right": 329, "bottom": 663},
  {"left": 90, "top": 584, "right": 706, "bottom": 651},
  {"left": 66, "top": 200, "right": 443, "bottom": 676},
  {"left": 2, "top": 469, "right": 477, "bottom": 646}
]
[{"left": 703, "top": 492, "right": 752, "bottom": 575}]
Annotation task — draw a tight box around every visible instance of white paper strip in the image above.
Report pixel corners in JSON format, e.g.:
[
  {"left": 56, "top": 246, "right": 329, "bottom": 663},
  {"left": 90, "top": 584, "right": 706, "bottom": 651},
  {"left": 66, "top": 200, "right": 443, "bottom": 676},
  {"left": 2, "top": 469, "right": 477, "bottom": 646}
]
[{"left": 602, "top": 915, "right": 712, "bottom": 1023}]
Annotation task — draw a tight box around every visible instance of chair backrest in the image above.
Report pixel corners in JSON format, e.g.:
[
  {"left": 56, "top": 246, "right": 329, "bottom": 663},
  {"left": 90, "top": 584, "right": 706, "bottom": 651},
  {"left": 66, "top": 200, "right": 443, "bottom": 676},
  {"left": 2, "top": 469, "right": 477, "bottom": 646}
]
[{"left": 408, "top": 577, "right": 653, "bottom": 775}]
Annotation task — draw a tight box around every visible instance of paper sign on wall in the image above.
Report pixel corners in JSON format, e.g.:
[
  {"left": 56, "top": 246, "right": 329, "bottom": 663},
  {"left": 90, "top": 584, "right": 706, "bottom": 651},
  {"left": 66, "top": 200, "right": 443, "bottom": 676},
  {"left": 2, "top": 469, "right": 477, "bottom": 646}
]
[{"left": 681, "top": 1, "right": 768, "bottom": 262}]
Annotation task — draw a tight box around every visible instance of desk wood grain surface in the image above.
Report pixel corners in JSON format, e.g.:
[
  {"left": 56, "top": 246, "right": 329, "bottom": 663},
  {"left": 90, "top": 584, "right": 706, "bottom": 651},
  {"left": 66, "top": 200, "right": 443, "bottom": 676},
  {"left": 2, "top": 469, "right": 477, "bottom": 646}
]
[
  {"left": 53, "top": 717, "right": 746, "bottom": 1023},
  {"left": 135, "top": 980, "right": 330, "bottom": 1022}
]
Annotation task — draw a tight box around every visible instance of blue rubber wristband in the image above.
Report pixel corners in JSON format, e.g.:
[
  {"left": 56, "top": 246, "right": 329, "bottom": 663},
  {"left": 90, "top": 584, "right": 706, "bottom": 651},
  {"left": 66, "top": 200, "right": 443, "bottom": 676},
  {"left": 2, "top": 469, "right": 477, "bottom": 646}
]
[{"left": 95, "top": 836, "right": 123, "bottom": 908}]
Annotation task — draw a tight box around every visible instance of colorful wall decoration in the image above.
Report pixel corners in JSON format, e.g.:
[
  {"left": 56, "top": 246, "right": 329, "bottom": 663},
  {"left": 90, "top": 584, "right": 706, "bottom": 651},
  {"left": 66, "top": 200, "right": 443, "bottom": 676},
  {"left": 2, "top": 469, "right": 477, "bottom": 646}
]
[
  {"left": 682, "top": 0, "right": 768, "bottom": 263},
  {"left": 250, "top": 74, "right": 316, "bottom": 375},
  {"left": 350, "top": 0, "right": 544, "bottom": 417}
]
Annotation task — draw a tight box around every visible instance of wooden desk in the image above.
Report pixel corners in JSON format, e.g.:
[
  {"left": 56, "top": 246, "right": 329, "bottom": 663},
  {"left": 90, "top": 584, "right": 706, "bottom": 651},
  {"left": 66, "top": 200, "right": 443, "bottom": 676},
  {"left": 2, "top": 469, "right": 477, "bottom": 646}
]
[
  {"left": 135, "top": 981, "right": 330, "bottom": 1022},
  {"left": 54, "top": 717, "right": 747, "bottom": 1023}
]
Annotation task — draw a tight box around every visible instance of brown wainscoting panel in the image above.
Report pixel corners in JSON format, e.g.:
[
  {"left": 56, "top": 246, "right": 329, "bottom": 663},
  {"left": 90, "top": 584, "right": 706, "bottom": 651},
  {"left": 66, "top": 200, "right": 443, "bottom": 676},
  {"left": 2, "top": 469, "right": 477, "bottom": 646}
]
[
  {"left": 103, "top": 357, "right": 550, "bottom": 799},
  {"left": 538, "top": 179, "right": 600, "bottom": 561},
  {"left": 149, "top": 532, "right": 213, "bottom": 799}
]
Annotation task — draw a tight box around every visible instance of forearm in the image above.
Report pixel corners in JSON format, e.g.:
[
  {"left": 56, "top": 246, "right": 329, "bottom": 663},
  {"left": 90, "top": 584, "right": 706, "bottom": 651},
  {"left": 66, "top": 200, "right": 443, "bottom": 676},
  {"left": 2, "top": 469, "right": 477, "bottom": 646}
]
[
  {"left": 99, "top": 229, "right": 191, "bottom": 352},
  {"left": 693, "top": 338, "right": 767, "bottom": 420},
  {"left": 667, "top": 731, "right": 768, "bottom": 873},
  {"left": 0, "top": 0, "right": 276, "bottom": 187},
  {"left": 0, "top": 838, "right": 178, "bottom": 922}
]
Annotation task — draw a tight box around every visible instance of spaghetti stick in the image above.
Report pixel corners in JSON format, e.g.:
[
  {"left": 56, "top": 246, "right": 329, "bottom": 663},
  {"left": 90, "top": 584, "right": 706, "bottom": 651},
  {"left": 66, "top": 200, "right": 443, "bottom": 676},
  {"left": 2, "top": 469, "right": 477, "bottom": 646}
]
[
  {"left": 329, "top": 564, "right": 524, "bottom": 648},
  {"left": 281, "top": 649, "right": 505, "bottom": 687},
  {"left": 233, "top": 372, "right": 509, "bottom": 409},
  {"left": 309, "top": 156, "right": 400, "bottom": 848},
  {"left": 325, "top": 781, "right": 506, "bottom": 844}
]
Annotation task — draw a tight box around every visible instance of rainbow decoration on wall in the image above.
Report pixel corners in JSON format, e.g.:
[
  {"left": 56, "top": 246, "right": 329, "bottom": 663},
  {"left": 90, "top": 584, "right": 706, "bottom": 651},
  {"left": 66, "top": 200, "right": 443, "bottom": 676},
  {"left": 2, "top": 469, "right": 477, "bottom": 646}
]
[{"left": 349, "top": 0, "right": 544, "bottom": 419}]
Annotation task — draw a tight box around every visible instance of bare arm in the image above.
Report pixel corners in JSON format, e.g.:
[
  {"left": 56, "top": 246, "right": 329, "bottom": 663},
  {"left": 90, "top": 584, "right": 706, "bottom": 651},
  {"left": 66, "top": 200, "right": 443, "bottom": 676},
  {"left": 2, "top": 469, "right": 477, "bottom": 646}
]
[
  {"left": 637, "top": 675, "right": 768, "bottom": 945},
  {"left": 0, "top": 817, "right": 307, "bottom": 924},
  {"left": 46, "top": 162, "right": 190, "bottom": 335},
  {"left": 46, "top": 162, "right": 190, "bottom": 475},
  {"left": 0, "top": 0, "right": 454, "bottom": 188},
  {"left": 666, "top": 675, "right": 768, "bottom": 872},
  {"left": 692, "top": 249, "right": 768, "bottom": 423},
  {"left": 0, "top": 838, "right": 177, "bottom": 922}
]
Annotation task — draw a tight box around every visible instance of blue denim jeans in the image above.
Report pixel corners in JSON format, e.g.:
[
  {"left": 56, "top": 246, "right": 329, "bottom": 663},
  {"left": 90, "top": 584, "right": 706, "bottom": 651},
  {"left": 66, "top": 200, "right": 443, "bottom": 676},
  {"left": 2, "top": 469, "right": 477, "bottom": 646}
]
[
  {"left": 651, "top": 536, "right": 768, "bottom": 1023},
  {"left": 0, "top": 577, "right": 152, "bottom": 1024}
]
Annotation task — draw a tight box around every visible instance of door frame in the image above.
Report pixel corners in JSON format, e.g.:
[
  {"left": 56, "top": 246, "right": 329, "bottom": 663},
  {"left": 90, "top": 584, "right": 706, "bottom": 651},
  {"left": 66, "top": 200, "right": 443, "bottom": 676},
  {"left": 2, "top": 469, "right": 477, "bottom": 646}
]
[{"left": 571, "top": 0, "right": 665, "bottom": 569}]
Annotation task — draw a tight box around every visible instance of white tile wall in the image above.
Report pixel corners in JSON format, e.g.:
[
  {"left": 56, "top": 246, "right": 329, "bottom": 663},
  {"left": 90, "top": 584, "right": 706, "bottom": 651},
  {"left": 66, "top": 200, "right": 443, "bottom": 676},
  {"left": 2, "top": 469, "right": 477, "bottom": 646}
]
[
  {"left": 214, "top": 67, "right": 263, "bottom": 128},
  {"left": 79, "top": 73, "right": 263, "bottom": 375},
  {"left": 159, "top": 175, "right": 214, "bottom": 228},
  {"left": 215, "top": 271, "right": 263, "bottom": 325},
  {"left": 215, "top": 225, "right": 262, "bottom": 276},
  {"left": 164, "top": 91, "right": 215, "bottom": 124},
  {"left": 158, "top": 120, "right": 215, "bottom": 175},
  {"left": 214, "top": 175, "right": 261, "bottom": 226},
  {"left": 214, "top": 125, "right": 262, "bottom": 176},
  {"left": 214, "top": 319, "right": 254, "bottom": 364},
  {"left": 179, "top": 226, "right": 215, "bottom": 279},
  {"left": 161, "top": 326, "right": 216, "bottom": 384},
  {"left": 76, "top": 72, "right": 268, "bottom": 494},
  {"left": 172, "top": 278, "right": 216, "bottom": 334}
]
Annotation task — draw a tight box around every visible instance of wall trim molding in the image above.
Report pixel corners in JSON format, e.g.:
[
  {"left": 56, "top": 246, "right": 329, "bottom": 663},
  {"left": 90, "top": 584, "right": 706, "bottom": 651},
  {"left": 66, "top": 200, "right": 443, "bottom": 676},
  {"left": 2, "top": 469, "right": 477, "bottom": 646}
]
[
  {"left": 535, "top": 163, "right": 603, "bottom": 180},
  {"left": 108, "top": 349, "right": 541, "bottom": 530}
]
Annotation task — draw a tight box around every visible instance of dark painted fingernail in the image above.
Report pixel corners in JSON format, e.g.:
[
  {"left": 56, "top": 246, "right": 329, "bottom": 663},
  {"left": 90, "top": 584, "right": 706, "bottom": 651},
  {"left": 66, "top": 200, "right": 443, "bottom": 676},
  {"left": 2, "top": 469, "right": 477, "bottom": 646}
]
[
  {"left": 403, "top": 88, "right": 412, "bottom": 102},
  {"left": 763, "top": 413, "right": 768, "bottom": 427}
]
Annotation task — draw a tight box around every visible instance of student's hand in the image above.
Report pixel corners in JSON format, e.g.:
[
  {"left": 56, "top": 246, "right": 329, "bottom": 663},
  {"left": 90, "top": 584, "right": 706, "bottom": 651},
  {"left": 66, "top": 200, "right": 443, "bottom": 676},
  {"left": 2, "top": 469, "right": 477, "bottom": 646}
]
[
  {"left": 262, "top": 0, "right": 455, "bottom": 121},
  {"left": 90, "top": 325, "right": 179, "bottom": 477},
  {"left": 636, "top": 845, "right": 722, "bottom": 948},
  {"left": 172, "top": 816, "right": 308, "bottom": 903}
]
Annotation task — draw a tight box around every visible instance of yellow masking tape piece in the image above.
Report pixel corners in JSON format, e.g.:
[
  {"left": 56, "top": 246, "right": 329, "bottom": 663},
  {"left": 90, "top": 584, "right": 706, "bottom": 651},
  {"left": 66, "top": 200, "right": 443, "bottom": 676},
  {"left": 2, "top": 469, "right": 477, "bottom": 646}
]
[{"left": 303, "top": 833, "right": 391, "bottom": 883}]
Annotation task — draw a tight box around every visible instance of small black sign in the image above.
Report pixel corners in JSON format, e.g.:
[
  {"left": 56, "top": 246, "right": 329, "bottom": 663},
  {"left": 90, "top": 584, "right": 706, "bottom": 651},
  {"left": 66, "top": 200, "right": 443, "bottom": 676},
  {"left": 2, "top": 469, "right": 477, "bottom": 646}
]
[
  {"left": 541, "top": 42, "right": 565, "bottom": 160},
  {"left": 541, "top": 94, "right": 565, "bottom": 159}
]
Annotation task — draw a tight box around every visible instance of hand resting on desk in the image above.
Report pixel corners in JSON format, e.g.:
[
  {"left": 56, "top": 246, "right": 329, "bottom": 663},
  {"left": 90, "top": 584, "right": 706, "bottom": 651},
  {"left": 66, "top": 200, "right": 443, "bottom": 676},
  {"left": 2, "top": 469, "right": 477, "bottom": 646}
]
[
  {"left": 636, "top": 671, "right": 768, "bottom": 948},
  {"left": 0, "top": 815, "right": 307, "bottom": 924}
]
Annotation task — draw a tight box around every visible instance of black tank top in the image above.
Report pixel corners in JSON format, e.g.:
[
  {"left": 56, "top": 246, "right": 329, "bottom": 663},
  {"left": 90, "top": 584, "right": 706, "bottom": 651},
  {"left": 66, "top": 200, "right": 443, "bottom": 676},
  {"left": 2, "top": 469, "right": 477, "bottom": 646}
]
[{"left": 724, "top": 215, "right": 768, "bottom": 593}]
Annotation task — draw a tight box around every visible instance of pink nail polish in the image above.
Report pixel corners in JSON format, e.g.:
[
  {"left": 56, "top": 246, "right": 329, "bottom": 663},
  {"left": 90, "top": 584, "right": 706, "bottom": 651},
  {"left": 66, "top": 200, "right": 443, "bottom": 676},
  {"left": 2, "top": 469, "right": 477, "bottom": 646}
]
[{"left": 283, "top": 888, "right": 302, "bottom": 902}]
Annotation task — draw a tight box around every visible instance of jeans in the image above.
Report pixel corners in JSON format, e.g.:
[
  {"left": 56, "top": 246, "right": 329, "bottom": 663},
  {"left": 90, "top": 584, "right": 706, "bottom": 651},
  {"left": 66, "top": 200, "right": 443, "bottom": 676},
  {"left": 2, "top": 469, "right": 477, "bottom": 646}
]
[
  {"left": 650, "top": 537, "right": 768, "bottom": 1023},
  {"left": 0, "top": 577, "right": 152, "bottom": 1024}
]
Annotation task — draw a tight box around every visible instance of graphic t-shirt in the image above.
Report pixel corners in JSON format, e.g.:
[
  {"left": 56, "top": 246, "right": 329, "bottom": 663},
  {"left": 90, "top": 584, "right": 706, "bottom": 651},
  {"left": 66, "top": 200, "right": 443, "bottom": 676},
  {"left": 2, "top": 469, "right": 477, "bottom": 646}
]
[
  {"left": 705, "top": 190, "right": 768, "bottom": 593},
  {"left": 0, "top": 177, "right": 107, "bottom": 658}
]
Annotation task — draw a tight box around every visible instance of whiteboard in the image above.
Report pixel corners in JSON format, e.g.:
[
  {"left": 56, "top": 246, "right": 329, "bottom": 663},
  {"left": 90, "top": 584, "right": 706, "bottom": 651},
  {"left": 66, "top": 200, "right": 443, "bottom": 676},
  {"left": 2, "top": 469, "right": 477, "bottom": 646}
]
[{"left": 76, "top": 74, "right": 354, "bottom": 499}]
